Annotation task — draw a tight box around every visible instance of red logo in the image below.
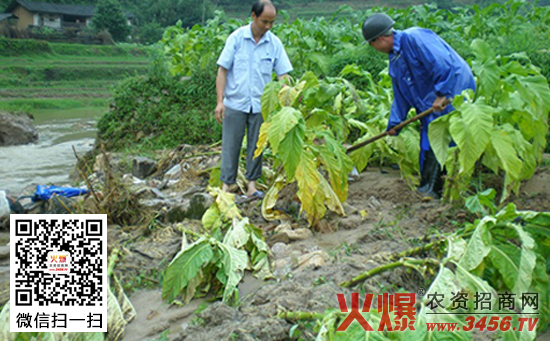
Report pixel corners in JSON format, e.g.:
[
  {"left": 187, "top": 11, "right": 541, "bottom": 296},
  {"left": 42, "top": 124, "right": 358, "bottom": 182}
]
[{"left": 336, "top": 293, "right": 416, "bottom": 332}]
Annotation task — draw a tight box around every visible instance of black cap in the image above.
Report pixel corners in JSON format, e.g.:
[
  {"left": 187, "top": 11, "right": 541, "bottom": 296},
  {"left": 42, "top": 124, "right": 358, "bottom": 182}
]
[{"left": 362, "top": 13, "right": 395, "bottom": 42}]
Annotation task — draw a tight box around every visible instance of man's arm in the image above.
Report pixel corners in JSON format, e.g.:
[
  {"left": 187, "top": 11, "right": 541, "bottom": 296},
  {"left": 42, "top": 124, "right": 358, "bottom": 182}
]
[
  {"left": 277, "top": 73, "right": 290, "bottom": 85},
  {"left": 215, "top": 66, "right": 228, "bottom": 124},
  {"left": 387, "top": 79, "right": 412, "bottom": 135}
]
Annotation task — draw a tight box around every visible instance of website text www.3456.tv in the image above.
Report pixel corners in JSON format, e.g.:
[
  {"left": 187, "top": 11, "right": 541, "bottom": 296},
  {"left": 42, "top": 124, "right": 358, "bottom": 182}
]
[{"left": 336, "top": 292, "right": 539, "bottom": 333}]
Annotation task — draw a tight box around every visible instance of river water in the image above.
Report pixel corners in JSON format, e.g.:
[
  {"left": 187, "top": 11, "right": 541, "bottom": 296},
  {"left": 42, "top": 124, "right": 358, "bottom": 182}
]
[{"left": 0, "top": 107, "right": 103, "bottom": 196}]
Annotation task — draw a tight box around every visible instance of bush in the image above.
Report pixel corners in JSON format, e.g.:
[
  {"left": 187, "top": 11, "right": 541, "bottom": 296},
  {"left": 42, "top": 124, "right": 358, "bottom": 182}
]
[
  {"left": 97, "top": 70, "right": 220, "bottom": 150},
  {"left": 0, "top": 38, "right": 51, "bottom": 55}
]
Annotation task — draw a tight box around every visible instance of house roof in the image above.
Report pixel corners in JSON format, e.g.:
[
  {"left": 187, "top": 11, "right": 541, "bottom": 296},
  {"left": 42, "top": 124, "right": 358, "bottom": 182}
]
[
  {"left": 6, "top": 0, "right": 134, "bottom": 18},
  {"left": 0, "top": 13, "right": 16, "bottom": 21}
]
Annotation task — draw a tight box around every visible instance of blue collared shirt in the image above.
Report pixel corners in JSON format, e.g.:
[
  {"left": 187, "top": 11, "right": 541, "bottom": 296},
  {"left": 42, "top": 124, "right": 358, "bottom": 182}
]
[
  {"left": 217, "top": 24, "right": 293, "bottom": 113},
  {"left": 387, "top": 28, "right": 475, "bottom": 166}
]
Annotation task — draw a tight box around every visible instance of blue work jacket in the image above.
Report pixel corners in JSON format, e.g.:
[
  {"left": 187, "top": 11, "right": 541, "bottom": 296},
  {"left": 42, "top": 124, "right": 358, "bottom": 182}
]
[{"left": 387, "top": 28, "right": 476, "bottom": 168}]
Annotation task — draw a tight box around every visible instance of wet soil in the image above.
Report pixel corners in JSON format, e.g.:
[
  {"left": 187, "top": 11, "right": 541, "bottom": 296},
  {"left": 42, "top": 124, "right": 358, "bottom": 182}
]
[{"left": 118, "top": 165, "right": 550, "bottom": 341}]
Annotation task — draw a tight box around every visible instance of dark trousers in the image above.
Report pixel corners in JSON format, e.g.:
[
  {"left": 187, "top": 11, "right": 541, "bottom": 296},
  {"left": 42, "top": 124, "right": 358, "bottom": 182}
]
[{"left": 220, "top": 107, "right": 263, "bottom": 185}]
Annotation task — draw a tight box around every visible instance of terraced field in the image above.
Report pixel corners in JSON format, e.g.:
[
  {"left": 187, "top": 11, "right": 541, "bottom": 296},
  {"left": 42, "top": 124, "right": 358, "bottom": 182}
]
[{"left": 0, "top": 43, "right": 151, "bottom": 110}]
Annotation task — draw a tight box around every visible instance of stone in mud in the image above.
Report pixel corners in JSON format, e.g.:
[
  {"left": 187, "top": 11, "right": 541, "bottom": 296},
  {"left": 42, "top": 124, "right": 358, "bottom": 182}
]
[
  {"left": 271, "top": 242, "right": 289, "bottom": 259},
  {"left": 296, "top": 250, "right": 330, "bottom": 271},
  {"left": 0, "top": 112, "right": 38, "bottom": 146},
  {"left": 164, "top": 192, "right": 214, "bottom": 222},
  {"left": 164, "top": 164, "right": 182, "bottom": 180},
  {"left": 271, "top": 227, "right": 313, "bottom": 243},
  {"left": 132, "top": 157, "right": 158, "bottom": 179}
]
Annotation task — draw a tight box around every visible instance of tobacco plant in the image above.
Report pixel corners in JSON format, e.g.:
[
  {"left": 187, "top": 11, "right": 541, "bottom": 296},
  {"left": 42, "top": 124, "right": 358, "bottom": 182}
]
[
  {"left": 429, "top": 39, "right": 550, "bottom": 202},
  {"left": 162, "top": 188, "right": 271, "bottom": 305},
  {"left": 255, "top": 69, "right": 419, "bottom": 226}
]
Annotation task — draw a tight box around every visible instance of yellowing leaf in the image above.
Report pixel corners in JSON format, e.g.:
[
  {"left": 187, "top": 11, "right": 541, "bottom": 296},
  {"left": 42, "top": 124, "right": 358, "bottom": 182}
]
[
  {"left": 278, "top": 81, "right": 306, "bottom": 107},
  {"left": 254, "top": 121, "right": 271, "bottom": 159},
  {"left": 295, "top": 150, "right": 322, "bottom": 225},
  {"left": 261, "top": 176, "right": 287, "bottom": 221},
  {"left": 319, "top": 175, "right": 345, "bottom": 216},
  {"left": 261, "top": 81, "right": 282, "bottom": 121},
  {"left": 211, "top": 187, "right": 242, "bottom": 220}
]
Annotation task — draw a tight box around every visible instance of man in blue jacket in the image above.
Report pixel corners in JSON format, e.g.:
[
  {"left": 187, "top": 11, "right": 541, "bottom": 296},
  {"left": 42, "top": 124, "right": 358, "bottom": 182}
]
[
  {"left": 215, "top": 0, "right": 293, "bottom": 199},
  {"left": 362, "top": 13, "right": 476, "bottom": 199}
]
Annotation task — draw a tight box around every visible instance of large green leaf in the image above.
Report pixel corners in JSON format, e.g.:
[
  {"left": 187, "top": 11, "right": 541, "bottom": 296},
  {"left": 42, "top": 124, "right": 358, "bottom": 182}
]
[
  {"left": 454, "top": 261, "right": 496, "bottom": 296},
  {"left": 278, "top": 123, "right": 306, "bottom": 181},
  {"left": 267, "top": 106, "right": 303, "bottom": 155},
  {"left": 471, "top": 39, "right": 501, "bottom": 99},
  {"left": 458, "top": 216, "right": 493, "bottom": 271},
  {"left": 317, "top": 130, "right": 353, "bottom": 202},
  {"left": 428, "top": 114, "right": 452, "bottom": 167},
  {"left": 448, "top": 101, "right": 494, "bottom": 175},
  {"left": 217, "top": 243, "right": 248, "bottom": 304},
  {"left": 162, "top": 238, "right": 214, "bottom": 302},
  {"left": 508, "top": 223, "right": 537, "bottom": 295},
  {"left": 490, "top": 127, "right": 523, "bottom": 198}
]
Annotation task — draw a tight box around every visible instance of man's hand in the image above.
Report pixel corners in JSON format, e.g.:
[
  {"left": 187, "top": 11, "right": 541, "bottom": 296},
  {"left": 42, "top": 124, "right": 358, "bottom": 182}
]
[
  {"left": 215, "top": 102, "right": 225, "bottom": 124},
  {"left": 432, "top": 96, "right": 448, "bottom": 112},
  {"left": 387, "top": 128, "right": 397, "bottom": 136}
]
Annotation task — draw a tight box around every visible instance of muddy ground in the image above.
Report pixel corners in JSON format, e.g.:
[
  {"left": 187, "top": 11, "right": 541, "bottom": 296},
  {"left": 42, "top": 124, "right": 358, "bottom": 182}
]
[
  {"left": 0, "top": 147, "right": 548, "bottom": 340},
  {"left": 111, "top": 161, "right": 550, "bottom": 341}
]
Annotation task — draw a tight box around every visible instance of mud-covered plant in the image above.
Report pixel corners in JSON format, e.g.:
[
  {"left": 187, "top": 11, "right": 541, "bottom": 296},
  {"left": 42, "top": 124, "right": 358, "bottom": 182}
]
[
  {"left": 75, "top": 144, "right": 152, "bottom": 226},
  {"left": 256, "top": 69, "right": 419, "bottom": 226},
  {"left": 429, "top": 39, "right": 550, "bottom": 202},
  {"left": 282, "top": 206, "right": 550, "bottom": 340},
  {"left": 162, "top": 188, "right": 271, "bottom": 305}
]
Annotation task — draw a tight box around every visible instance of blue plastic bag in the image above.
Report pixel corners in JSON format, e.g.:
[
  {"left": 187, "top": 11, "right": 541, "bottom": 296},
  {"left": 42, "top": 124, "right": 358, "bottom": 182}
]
[{"left": 33, "top": 185, "right": 89, "bottom": 201}]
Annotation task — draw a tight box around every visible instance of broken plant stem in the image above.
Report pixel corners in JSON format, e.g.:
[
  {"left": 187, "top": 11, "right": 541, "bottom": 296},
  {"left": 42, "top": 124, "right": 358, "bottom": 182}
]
[
  {"left": 72, "top": 145, "right": 101, "bottom": 211},
  {"left": 52, "top": 194, "right": 73, "bottom": 214},
  {"left": 389, "top": 239, "right": 446, "bottom": 261},
  {"left": 107, "top": 248, "right": 120, "bottom": 277},
  {"left": 339, "top": 258, "right": 440, "bottom": 288}
]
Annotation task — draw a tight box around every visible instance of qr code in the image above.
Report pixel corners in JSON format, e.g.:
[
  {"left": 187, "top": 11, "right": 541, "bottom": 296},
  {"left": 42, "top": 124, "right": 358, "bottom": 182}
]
[{"left": 10, "top": 214, "right": 107, "bottom": 332}]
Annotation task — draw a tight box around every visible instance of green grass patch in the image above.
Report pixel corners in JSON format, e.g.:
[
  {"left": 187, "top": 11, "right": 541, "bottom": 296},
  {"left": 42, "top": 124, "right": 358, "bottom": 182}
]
[
  {"left": 0, "top": 38, "right": 51, "bottom": 56},
  {"left": 49, "top": 42, "right": 151, "bottom": 57},
  {"left": 3, "top": 64, "right": 148, "bottom": 82},
  {"left": 0, "top": 37, "right": 152, "bottom": 57},
  {"left": 0, "top": 98, "right": 108, "bottom": 111}
]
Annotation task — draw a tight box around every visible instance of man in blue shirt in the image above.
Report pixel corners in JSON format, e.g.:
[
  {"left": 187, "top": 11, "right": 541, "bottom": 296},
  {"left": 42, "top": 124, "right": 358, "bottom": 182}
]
[
  {"left": 362, "top": 13, "right": 476, "bottom": 199},
  {"left": 216, "top": 0, "right": 293, "bottom": 198}
]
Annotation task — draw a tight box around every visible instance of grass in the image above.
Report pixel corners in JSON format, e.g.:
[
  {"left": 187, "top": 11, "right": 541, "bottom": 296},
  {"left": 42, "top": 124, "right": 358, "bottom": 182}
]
[
  {"left": 0, "top": 98, "right": 108, "bottom": 111},
  {"left": 0, "top": 42, "right": 155, "bottom": 110}
]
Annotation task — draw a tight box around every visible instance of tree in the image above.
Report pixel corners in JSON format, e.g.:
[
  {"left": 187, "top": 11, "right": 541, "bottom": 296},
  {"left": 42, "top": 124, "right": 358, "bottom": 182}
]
[
  {"left": 92, "top": 0, "right": 131, "bottom": 42},
  {"left": 141, "top": 0, "right": 215, "bottom": 28}
]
